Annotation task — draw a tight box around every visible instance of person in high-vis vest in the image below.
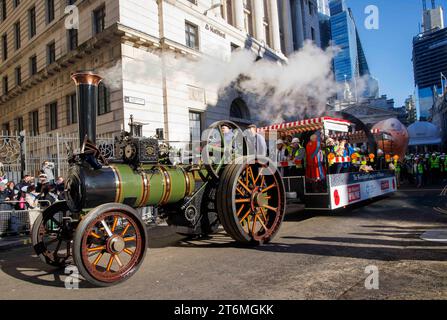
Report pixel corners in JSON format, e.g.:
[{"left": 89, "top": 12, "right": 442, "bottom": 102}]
[
  {"left": 430, "top": 153, "right": 441, "bottom": 185},
  {"left": 416, "top": 157, "right": 424, "bottom": 188},
  {"left": 289, "top": 137, "right": 306, "bottom": 176},
  {"left": 394, "top": 158, "right": 401, "bottom": 188}
]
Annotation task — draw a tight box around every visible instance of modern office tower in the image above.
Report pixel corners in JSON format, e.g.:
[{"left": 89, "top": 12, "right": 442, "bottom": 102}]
[
  {"left": 329, "top": 0, "right": 376, "bottom": 100},
  {"left": 413, "top": 1, "right": 447, "bottom": 120}
]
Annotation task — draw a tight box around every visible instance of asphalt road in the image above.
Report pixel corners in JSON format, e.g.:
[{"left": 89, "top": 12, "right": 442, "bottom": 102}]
[{"left": 1, "top": 185, "right": 446, "bottom": 300}]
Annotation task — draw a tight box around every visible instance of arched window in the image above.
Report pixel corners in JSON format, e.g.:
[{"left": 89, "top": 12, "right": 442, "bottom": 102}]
[{"left": 230, "top": 98, "right": 250, "bottom": 120}]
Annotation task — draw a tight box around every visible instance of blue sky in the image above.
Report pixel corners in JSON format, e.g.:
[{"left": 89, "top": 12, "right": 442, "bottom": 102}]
[{"left": 345, "top": 0, "right": 439, "bottom": 108}]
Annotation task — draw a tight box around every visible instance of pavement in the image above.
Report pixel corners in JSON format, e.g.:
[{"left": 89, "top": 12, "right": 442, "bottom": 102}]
[{"left": 0, "top": 184, "right": 446, "bottom": 300}]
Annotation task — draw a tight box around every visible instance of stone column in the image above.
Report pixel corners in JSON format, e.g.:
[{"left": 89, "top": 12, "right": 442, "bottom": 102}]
[
  {"left": 281, "top": 0, "right": 295, "bottom": 55},
  {"left": 234, "top": 0, "right": 245, "bottom": 32},
  {"left": 269, "top": 0, "right": 282, "bottom": 52},
  {"left": 253, "top": 0, "right": 266, "bottom": 41}
]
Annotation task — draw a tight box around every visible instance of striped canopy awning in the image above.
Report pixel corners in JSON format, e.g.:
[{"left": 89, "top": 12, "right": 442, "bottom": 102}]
[{"left": 257, "top": 117, "right": 351, "bottom": 135}]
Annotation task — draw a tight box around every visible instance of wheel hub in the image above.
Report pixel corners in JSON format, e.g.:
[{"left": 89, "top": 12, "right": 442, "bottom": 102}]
[
  {"left": 107, "top": 236, "right": 125, "bottom": 254},
  {"left": 250, "top": 188, "right": 268, "bottom": 211}
]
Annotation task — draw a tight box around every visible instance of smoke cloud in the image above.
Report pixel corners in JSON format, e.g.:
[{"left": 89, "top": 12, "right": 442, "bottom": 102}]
[{"left": 97, "top": 42, "right": 341, "bottom": 123}]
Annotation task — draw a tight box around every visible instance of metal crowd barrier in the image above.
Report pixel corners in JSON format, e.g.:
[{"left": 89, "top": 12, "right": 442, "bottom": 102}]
[{"left": 0, "top": 200, "right": 51, "bottom": 237}]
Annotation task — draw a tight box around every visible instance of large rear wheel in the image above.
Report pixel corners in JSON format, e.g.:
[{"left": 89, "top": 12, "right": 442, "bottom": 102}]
[
  {"left": 72, "top": 203, "right": 147, "bottom": 287},
  {"left": 217, "top": 157, "right": 286, "bottom": 245}
]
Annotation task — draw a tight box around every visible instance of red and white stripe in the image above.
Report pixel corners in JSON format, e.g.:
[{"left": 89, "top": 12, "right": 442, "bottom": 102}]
[
  {"left": 257, "top": 117, "right": 351, "bottom": 134},
  {"left": 332, "top": 156, "right": 351, "bottom": 163}
]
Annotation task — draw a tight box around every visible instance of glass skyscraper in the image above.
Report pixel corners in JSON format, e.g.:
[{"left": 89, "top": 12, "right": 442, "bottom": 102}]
[
  {"left": 413, "top": 24, "right": 447, "bottom": 120},
  {"left": 329, "top": 0, "right": 375, "bottom": 99}
]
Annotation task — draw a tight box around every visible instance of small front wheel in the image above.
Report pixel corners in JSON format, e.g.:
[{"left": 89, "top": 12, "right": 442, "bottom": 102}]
[{"left": 72, "top": 204, "right": 147, "bottom": 287}]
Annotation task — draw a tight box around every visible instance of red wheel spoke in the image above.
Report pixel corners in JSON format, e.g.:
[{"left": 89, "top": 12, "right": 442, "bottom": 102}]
[
  {"left": 123, "top": 248, "right": 134, "bottom": 256},
  {"left": 121, "top": 223, "right": 131, "bottom": 236},
  {"left": 88, "top": 245, "right": 106, "bottom": 252},
  {"left": 235, "top": 198, "right": 251, "bottom": 204},
  {"left": 236, "top": 187, "right": 245, "bottom": 196},
  {"left": 238, "top": 179, "right": 252, "bottom": 193},
  {"left": 106, "top": 255, "right": 115, "bottom": 272},
  {"left": 115, "top": 255, "right": 124, "bottom": 268},
  {"left": 236, "top": 205, "right": 245, "bottom": 217},
  {"left": 111, "top": 217, "right": 118, "bottom": 232},
  {"left": 124, "top": 236, "right": 136, "bottom": 242},
  {"left": 257, "top": 212, "right": 268, "bottom": 231},
  {"left": 262, "top": 184, "right": 277, "bottom": 194},
  {"left": 93, "top": 252, "right": 104, "bottom": 266},
  {"left": 264, "top": 205, "right": 277, "bottom": 212},
  {"left": 239, "top": 209, "right": 252, "bottom": 223},
  {"left": 251, "top": 215, "right": 258, "bottom": 235},
  {"left": 90, "top": 231, "right": 101, "bottom": 239}
]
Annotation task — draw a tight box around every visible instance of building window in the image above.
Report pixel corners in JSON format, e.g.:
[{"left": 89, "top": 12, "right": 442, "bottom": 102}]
[
  {"left": 185, "top": 21, "right": 199, "bottom": 50},
  {"left": 223, "top": 0, "right": 234, "bottom": 26},
  {"left": 46, "top": 0, "right": 55, "bottom": 24},
  {"left": 2, "top": 76, "right": 8, "bottom": 95},
  {"left": 47, "top": 102, "right": 58, "bottom": 131},
  {"left": 98, "top": 83, "right": 111, "bottom": 115},
  {"left": 243, "top": 0, "right": 254, "bottom": 35},
  {"left": 66, "top": 93, "right": 77, "bottom": 125},
  {"left": 2, "top": 122, "right": 10, "bottom": 134},
  {"left": 13, "top": 0, "right": 20, "bottom": 8},
  {"left": 0, "top": 0, "right": 6, "bottom": 22},
  {"left": 29, "top": 6, "right": 36, "bottom": 38},
  {"left": 68, "top": 28, "right": 78, "bottom": 51},
  {"left": 15, "top": 117, "right": 23, "bottom": 133},
  {"left": 14, "top": 21, "right": 20, "bottom": 50},
  {"left": 29, "top": 110, "right": 39, "bottom": 136},
  {"left": 2, "top": 33, "right": 7, "bottom": 61},
  {"left": 47, "top": 41, "right": 56, "bottom": 65},
  {"left": 15, "top": 66, "right": 21, "bottom": 86},
  {"left": 311, "top": 27, "right": 315, "bottom": 41},
  {"left": 134, "top": 124, "right": 143, "bottom": 137},
  {"left": 93, "top": 5, "right": 106, "bottom": 34},
  {"left": 29, "top": 55, "right": 37, "bottom": 75}
]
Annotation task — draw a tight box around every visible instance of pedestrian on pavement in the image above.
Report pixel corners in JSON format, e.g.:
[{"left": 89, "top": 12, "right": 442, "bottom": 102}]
[{"left": 41, "top": 161, "right": 55, "bottom": 185}]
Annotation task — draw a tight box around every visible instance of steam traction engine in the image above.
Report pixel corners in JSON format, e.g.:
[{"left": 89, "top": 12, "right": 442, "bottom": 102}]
[{"left": 31, "top": 72, "right": 286, "bottom": 286}]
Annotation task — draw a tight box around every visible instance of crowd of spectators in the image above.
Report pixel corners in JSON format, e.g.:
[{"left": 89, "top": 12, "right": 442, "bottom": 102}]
[{"left": 0, "top": 161, "right": 65, "bottom": 212}]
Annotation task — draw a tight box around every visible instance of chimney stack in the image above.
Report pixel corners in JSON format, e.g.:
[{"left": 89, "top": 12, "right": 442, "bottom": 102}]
[{"left": 71, "top": 71, "right": 103, "bottom": 148}]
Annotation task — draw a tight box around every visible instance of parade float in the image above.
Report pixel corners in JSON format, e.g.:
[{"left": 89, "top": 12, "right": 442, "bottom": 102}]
[{"left": 257, "top": 117, "right": 398, "bottom": 210}]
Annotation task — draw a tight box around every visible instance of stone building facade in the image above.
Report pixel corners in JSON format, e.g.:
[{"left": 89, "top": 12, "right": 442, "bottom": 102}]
[{"left": 0, "top": 0, "right": 285, "bottom": 145}]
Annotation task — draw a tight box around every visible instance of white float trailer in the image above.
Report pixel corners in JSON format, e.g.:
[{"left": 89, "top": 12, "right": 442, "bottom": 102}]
[{"left": 257, "top": 117, "right": 397, "bottom": 211}]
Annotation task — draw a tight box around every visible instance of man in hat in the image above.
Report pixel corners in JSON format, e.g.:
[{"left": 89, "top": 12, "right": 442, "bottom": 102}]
[{"left": 246, "top": 124, "right": 267, "bottom": 158}]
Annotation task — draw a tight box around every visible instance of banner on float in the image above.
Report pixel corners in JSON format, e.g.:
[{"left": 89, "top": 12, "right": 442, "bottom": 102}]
[{"left": 328, "top": 172, "right": 396, "bottom": 210}]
